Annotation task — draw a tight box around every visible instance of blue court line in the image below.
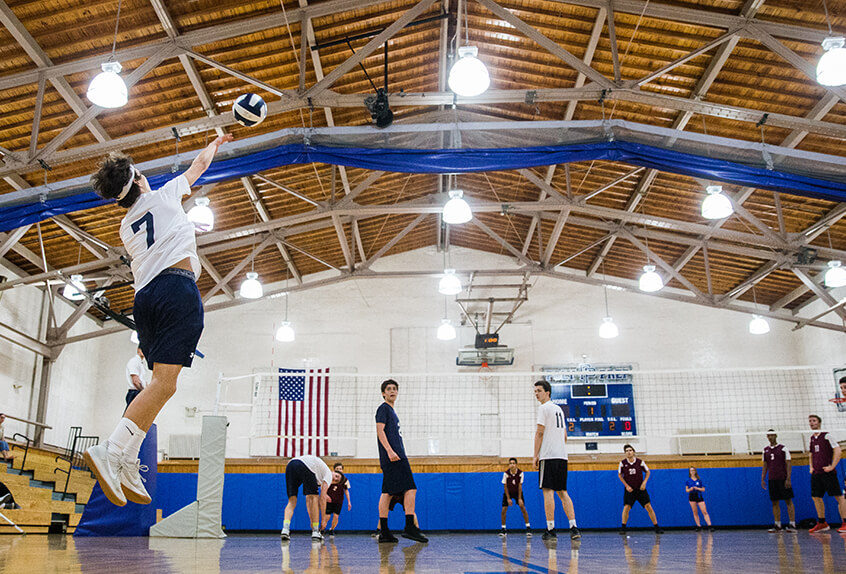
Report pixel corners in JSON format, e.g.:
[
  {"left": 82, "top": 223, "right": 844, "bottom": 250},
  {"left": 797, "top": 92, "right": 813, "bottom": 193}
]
[{"left": 474, "top": 546, "right": 563, "bottom": 574}]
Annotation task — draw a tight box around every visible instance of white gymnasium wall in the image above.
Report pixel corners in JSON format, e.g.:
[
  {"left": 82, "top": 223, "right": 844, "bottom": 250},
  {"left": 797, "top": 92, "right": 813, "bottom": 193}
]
[{"left": 67, "top": 247, "right": 846, "bottom": 458}]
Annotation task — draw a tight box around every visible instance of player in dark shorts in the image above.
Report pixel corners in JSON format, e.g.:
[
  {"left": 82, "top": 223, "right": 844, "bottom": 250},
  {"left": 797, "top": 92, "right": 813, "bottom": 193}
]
[
  {"left": 375, "top": 379, "right": 427, "bottom": 543},
  {"left": 321, "top": 470, "right": 351, "bottom": 536},
  {"left": 761, "top": 429, "right": 797, "bottom": 532},
  {"left": 618, "top": 445, "right": 662, "bottom": 534},
  {"left": 807, "top": 414, "right": 846, "bottom": 533},
  {"left": 685, "top": 466, "right": 713, "bottom": 531},
  {"left": 500, "top": 457, "right": 532, "bottom": 537}
]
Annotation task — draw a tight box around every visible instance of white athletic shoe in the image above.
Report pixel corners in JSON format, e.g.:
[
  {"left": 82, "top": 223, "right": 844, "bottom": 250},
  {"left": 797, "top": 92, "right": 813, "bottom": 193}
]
[
  {"left": 312, "top": 530, "right": 324, "bottom": 541},
  {"left": 119, "top": 456, "right": 152, "bottom": 504},
  {"left": 84, "top": 443, "right": 127, "bottom": 506}
]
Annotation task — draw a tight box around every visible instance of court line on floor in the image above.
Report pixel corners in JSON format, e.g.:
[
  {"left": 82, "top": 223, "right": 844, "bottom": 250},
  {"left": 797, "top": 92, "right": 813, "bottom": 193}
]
[{"left": 474, "top": 546, "right": 564, "bottom": 574}]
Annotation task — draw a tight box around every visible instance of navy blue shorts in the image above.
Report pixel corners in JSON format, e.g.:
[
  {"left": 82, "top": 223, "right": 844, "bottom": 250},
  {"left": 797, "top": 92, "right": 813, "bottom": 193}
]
[
  {"left": 286, "top": 459, "right": 319, "bottom": 498},
  {"left": 0, "top": 440, "right": 9, "bottom": 452},
  {"left": 381, "top": 458, "right": 416, "bottom": 495},
  {"left": 134, "top": 268, "right": 203, "bottom": 370}
]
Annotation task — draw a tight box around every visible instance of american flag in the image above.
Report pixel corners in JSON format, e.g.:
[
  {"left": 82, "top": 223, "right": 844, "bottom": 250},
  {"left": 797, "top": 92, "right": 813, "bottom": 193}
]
[{"left": 277, "top": 368, "right": 330, "bottom": 457}]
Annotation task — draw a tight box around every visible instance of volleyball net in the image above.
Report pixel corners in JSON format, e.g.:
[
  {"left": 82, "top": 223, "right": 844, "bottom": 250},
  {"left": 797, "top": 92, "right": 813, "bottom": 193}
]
[{"left": 213, "top": 366, "right": 846, "bottom": 459}]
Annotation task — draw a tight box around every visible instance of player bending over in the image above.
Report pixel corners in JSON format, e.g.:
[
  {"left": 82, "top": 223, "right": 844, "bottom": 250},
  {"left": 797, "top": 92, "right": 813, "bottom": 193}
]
[
  {"left": 807, "top": 414, "right": 846, "bottom": 534},
  {"left": 533, "top": 380, "right": 580, "bottom": 541},
  {"left": 500, "top": 457, "right": 532, "bottom": 537},
  {"left": 618, "top": 444, "right": 663, "bottom": 534},
  {"left": 281, "top": 454, "right": 333, "bottom": 541},
  {"left": 86, "top": 134, "right": 233, "bottom": 506},
  {"left": 321, "top": 468, "right": 351, "bottom": 536},
  {"left": 761, "top": 429, "right": 797, "bottom": 532}
]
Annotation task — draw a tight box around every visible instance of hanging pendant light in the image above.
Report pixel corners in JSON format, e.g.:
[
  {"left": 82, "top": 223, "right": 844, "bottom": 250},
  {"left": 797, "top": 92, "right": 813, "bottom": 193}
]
[
  {"left": 240, "top": 271, "right": 264, "bottom": 299},
  {"left": 443, "top": 189, "right": 472, "bottom": 224},
  {"left": 638, "top": 265, "right": 664, "bottom": 292},
  {"left": 187, "top": 197, "right": 214, "bottom": 232},
  {"left": 749, "top": 314, "right": 770, "bottom": 335},
  {"left": 62, "top": 274, "right": 86, "bottom": 301},
  {"left": 817, "top": 37, "right": 846, "bottom": 87},
  {"left": 87, "top": 0, "right": 129, "bottom": 108},
  {"left": 437, "top": 319, "right": 457, "bottom": 341},
  {"left": 701, "top": 185, "right": 733, "bottom": 220},
  {"left": 448, "top": 46, "right": 491, "bottom": 97},
  {"left": 275, "top": 321, "right": 295, "bottom": 342},
  {"left": 598, "top": 275, "right": 619, "bottom": 338},
  {"left": 439, "top": 269, "right": 462, "bottom": 295},
  {"left": 825, "top": 260, "right": 846, "bottom": 288}
]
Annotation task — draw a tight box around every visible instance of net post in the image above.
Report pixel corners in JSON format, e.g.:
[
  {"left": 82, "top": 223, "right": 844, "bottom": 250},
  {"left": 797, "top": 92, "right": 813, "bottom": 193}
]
[{"left": 213, "top": 372, "right": 223, "bottom": 416}]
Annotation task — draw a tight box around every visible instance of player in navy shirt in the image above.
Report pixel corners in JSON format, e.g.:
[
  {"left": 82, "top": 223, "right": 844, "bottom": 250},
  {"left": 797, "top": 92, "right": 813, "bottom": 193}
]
[
  {"left": 761, "top": 429, "right": 796, "bottom": 532},
  {"left": 618, "top": 445, "right": 662, "bottom": 534},
  {"left": 685, "top": 467, "right": 713, "bottom": 531},
  {"left": 375, "top": 379, "right": 427, "bottom": 543}
]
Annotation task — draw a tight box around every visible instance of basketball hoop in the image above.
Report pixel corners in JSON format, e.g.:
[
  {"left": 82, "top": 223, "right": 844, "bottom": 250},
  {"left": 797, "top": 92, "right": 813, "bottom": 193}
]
[
  {"left": 478, "top": 361, "right": 494, "bottom": 384},
  {"left": 829, "top": 397, "right": 846, "bottom": 404}
]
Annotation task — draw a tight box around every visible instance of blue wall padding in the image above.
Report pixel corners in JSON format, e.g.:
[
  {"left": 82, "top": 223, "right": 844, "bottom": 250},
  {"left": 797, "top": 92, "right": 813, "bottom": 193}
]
[
  {"left": 4, "top": 140, "right": 846, "bottom": 232},
  {"left": 75, "top": 424, "right": 158, "bottom": 537},
  {"left": 156, "top": 462, "right": 844, "bottom": 531}
]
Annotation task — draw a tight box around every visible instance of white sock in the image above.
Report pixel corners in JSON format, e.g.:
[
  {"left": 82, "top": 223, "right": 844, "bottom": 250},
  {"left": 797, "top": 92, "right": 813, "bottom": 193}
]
[
  {"left": 569, "top": 519, "right": 577, "bottom": 528},
  {"left": 546, "top": 520, "right": 554, "bottom": 530},
  {"left": 125, "top": 425, "right": 147, "bottom": 461},
  {"left": 108, "top": 418, "right": 143, "bottom": 457},
  {"left": 501, "top": 524, "right": 506, "bottom": 529},
  {"left": 525, "top": 523, "right": 531, "bottom": 528}
]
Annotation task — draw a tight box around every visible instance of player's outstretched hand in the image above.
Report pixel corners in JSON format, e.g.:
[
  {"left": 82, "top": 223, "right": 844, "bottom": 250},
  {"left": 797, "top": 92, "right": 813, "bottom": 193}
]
[{"left": 213, "top": 134, "right": 234, "bottom": 147}]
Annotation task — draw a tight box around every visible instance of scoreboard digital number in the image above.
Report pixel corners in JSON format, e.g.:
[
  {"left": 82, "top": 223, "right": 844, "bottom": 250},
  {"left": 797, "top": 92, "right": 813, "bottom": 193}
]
[{"left": 546, "top": 364, "right": 637, "bottom": 437}]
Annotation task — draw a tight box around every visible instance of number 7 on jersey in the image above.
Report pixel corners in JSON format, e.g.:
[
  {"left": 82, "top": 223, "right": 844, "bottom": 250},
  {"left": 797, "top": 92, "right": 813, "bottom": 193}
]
[{"left": 130, "top": 212, "right": 155, "bottom": 248}]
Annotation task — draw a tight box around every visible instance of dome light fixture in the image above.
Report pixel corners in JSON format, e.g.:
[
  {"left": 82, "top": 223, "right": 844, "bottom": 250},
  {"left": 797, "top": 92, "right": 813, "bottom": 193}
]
[
  {"left": 439, "top": 269, "right": 462, "bottom": 295},
  {"left": 87, "top": 61, "right": 128, "bottom": 108},
  {"left": 448, "top": 46, "right": 491, "bottom": 97},
  {"left": 275, "top": 321, "right": 295, "bottom": 342},
  {"left": 240, "top": 271, "right": 264, "bottom": 299},
  {"left": 638, "top": 265, "right": 664, "bottom": 293},
  {"left": 443, "top": 189, "right": 472, "bottom": 224},
  {"left": 701, "top": 185, "right": 733, "bottom": 220},
  {"left": 437, "top": 318, "right": 457, "bottom": 341},
  {"left": 187, "top": 196, "right": 214, "bottom": 232},
  {"left": 817, "top": 36, "right": 846, "bottom": 86},
  {"left": 749, "top": 314, "right": 770, "bottom": 335},
  {"left": 824, "top": 260, "right": 846, "bottom": 288},
  {"left": 62, "top": 274, "right": 86, "bottom": 301},
  {"left": 599, "top": 316, "right": 619, "bottom": 339}
]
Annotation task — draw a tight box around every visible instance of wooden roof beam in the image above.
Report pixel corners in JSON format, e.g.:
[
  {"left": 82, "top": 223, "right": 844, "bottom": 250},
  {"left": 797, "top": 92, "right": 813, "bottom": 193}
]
[
  {"left": 791, "top": 268, "right": 846, "bottom": 322},
  {"left": 198, "top": 254, "right": 235, "bottom": 299},
  {"left": 719, "top": 260, "right": 781, "bottom": 304},
  {"left": 359, "top": 214, "right": 428, "bottom": 270},
  {"left": 202, "top": 233, "right": 277, "bottom": 302}
]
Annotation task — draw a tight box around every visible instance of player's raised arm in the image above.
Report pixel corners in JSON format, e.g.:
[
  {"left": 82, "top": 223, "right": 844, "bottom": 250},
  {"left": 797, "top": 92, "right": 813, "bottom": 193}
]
[{"left": 183, "top": 134, "right": 234, "bottom": 187}]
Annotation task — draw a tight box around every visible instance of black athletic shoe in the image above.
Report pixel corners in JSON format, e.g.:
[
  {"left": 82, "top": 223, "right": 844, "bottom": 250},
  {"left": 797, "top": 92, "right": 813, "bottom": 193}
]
[
  {"left": 525, "top": 528, "right": 532, "bottom": 538},
  {"left": 372, "top": 529, "right": 380, "bottom": 538},
  {"left": 402, "top": 525, "right": 429, "bottom": 543},
  {"left": 619, "top": 527, "right": 627, "bottom": 535},
  {"left": 784, "top": 524, "right": 798, "bottom": 533},
  {"left": 499, "top": 529, "right": 506, "bottom": 537},
  {"left": 378, "top": 531, "right": 399, "bottom": 543},
  {"left": 280, "top": 531, "right": 290, "bottom": 541},
  {"left": 542, "top": 529, "right": 557, "bottom": 540},
  {"left": 328, "top": 529, "right": 336, "bottom": 537},
  {"left": 708, "top": 526, "right": 716, "bottom": 532},
  {"left": 570, "top": 527, "right": 581, "bottom": 540},
  {"left": 654, "top": 526, "right": 664, "bottom": 534},
  {"left": 768, "top": 525, "right": 782, "bottom": 533},
  {"left": 695, "top": 526, "right": 702, "bottom": 532}
]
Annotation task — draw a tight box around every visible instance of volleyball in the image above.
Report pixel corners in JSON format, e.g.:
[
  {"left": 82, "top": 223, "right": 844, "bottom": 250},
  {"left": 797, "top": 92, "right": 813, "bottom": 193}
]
[{"left": 232, "top": 93, "right": 267, "bottom": 127}]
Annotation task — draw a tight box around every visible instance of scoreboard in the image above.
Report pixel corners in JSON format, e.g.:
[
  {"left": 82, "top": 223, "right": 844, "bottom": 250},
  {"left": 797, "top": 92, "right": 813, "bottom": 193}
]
[{"left": 545, "top": 364, "right": 637, "bottom": 437}]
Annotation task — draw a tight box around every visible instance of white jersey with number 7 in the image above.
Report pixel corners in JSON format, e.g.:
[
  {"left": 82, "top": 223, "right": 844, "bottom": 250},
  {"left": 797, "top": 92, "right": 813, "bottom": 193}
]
[{"left": 119, "top": 175, "right": 201, "bottom": 292}]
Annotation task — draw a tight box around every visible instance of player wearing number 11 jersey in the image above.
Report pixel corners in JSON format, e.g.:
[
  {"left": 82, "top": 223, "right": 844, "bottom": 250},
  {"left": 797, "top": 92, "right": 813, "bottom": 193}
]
[
  {"left": 85, "top": 134, "right": 233, "bottom": 508},
  {"left": 533, "top": 379, "right": 580, "bottom": 541}
]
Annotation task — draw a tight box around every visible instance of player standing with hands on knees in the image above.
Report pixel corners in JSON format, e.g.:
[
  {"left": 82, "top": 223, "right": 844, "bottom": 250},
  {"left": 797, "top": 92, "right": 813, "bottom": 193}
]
[
  {"left": 500, "top": 457, "right": 532, "bottom": 537},
  {"left": 86, "top": 134, "right": 234, "bottom": 507},
  {"left": 761, "top": 429, "right": 797, "bottom": 532},
  {"left": 533, "top": 379, "right": 580, "bottom": 541}
]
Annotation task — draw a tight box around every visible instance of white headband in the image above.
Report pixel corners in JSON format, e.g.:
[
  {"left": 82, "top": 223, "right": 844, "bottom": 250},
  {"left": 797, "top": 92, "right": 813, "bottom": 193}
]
[{"left": 117, "top": 166, "right": 137, "bottom": 200}]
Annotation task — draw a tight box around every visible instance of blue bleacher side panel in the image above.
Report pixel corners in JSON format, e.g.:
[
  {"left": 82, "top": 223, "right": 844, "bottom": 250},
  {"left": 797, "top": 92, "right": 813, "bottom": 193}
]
[
  {"left": 155, "top": 463, "right": 844, "bottom": 531},
  {"left": 74, "top": 425, "right": 158, "bottom": 537}
]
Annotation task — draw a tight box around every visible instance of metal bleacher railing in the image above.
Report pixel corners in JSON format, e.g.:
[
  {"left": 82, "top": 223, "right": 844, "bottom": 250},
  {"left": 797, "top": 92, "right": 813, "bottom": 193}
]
[{"left": 54, "top": 429, "right": 98, "bottom": 502}]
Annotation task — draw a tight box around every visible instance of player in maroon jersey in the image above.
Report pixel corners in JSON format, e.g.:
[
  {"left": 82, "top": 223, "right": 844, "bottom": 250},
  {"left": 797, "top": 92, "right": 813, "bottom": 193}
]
[
  {"left": 807, "top": 414, "right": 846, "bottom": 534},
  {"left": 500, "top": 457, "right": 532, "bottom": 537},
  {"left": 761, "top": 429, "right": 796, "bottom": 532},
  {"left": 321, "top": 469, "right": 352, "bottom": 536},
  {"left": 618, "top": 445, "right": 662, "bottom": 534}
]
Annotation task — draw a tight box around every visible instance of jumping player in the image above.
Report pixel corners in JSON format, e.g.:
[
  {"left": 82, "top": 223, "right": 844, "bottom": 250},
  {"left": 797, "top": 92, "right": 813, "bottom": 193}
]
[
  {"left": 500, "top": 457, "right": 531, "bottom": 536},
  {"left": 685, "top": 466, "right": 713, "bottom": 531},
  {"left": 533, "top": 380, "right": 580, "bottom": 540},
  {"left": 85, "top": 134, "right": 233, "bottom": 506},
  {"left": 376, "top": 379, "right": 428, "bottom": 543},
  {"left": 322, "top": 469, "right": 351, "bottom": 536},
  {"left": 761, "top": 429, "right": 797, "bottom": 532},
  {"left": 281, "top": 454, "right": 333, "bottom": 541},
  {"left": 618, "top": 445, "right": 662, "bottom": 534},
  {"left": 807, "top": 414, "right": 846, "bottom": 533}
]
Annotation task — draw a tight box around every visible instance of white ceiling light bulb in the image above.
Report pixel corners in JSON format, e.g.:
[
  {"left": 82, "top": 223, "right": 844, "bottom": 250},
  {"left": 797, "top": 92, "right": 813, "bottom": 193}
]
[
  {"left": 443, "top": 189, "right": 472, "bottom": 224},
  {"left": 439, "top": 269, "right": 462, "bottom": 295},
  {"left": 638, "top": 265, "right": 664, "bottom": 292},
  {"left": 87, "top": 61, "right": 128, "bottom": 108},
  {"left": 240, "top": 271, "right": 264, "bottom": 299},
  {"left": 437, "top": 319, "right": 457, "bottom": 341},
  {"left": 701, "top": 185, "right": 733, "bottom": 220},
  {"left": 187, "top": 196, "right": 214, "bottom": 232},
  {"left": 598, "top": 316, "right": 619, "bottom": 339},
  {"left": 448, "top": 46, "right": 491, "bottom": 97},
  {"left": 825, "top": 260, "right": 846, "bottom": 288},
  {"left": 130, "top": 330, "right": 139, "bottom": 344},
  {"left": 275, "top": 321, "right": 295, "bottom": 342},
  {"left": 62, "top": 274, "right": 86, "bottom": 301},
  {"left": 749, "top": 314, "right": 770, "bottom": 335},
  {"left": 817, "top": 36, "right": 846, "bottom": 87}
]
